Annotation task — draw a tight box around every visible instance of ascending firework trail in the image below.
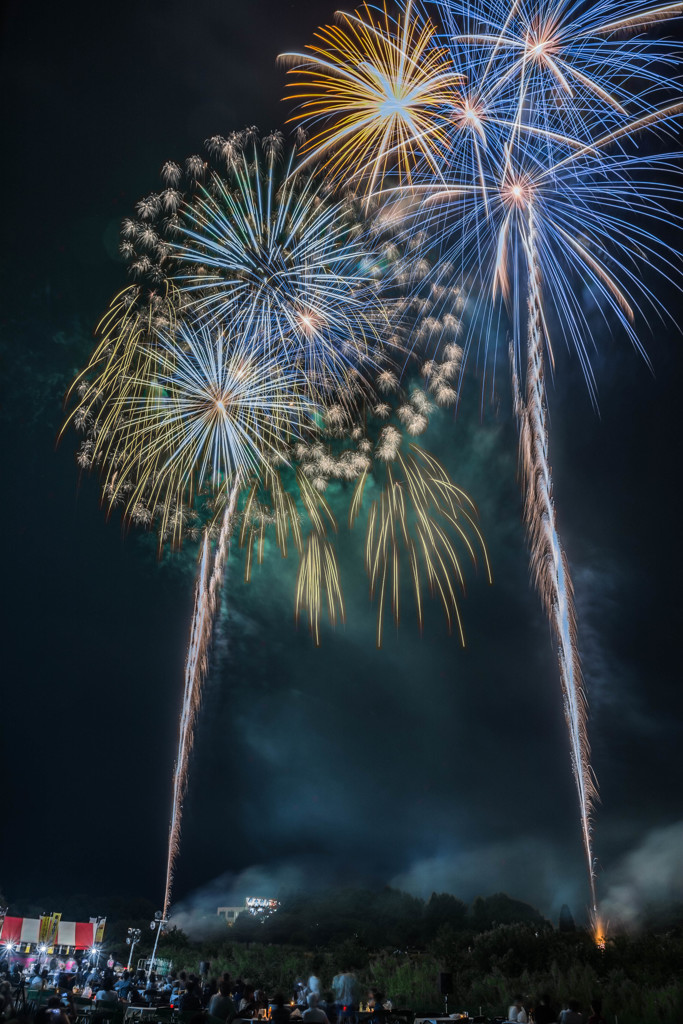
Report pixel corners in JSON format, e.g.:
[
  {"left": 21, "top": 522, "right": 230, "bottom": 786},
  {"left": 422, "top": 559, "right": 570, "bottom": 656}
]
[
  {"left": 512, "top": 212, "right": 596, "bottom": 912},
  {"left": 163, "top": 472, "right": 242, "bottom": 918}
]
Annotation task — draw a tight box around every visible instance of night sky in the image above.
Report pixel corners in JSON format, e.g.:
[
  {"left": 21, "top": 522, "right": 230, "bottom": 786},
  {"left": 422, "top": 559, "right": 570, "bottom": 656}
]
[{"left": 2, "top": 0, "right": 682, "bottom": 929}]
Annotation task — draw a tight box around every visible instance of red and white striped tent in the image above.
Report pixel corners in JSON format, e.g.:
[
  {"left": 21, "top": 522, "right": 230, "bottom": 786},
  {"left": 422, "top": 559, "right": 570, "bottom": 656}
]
[{"left": 0, "top": 917, "right": 99, "bottom": 950}]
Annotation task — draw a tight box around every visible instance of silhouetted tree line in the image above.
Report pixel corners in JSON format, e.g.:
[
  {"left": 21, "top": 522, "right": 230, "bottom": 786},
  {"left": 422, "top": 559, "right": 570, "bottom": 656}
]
[{"left": 224, "top": 889, "right": 546, "bottom": 947}]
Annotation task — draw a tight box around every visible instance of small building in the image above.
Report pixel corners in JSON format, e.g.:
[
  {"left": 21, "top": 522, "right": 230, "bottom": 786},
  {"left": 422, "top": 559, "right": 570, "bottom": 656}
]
[
  {"left": 217, "top": 898, "right": 280, "bottom": 925},
  {"left": 216, "top": 906, "right": 244, "bottom": 925}
]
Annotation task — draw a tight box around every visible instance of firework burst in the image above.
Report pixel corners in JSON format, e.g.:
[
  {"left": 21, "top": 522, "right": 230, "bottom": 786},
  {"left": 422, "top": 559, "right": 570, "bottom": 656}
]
[
  {"left": 280, "top": 1, "right": 463, "bottom": 191},
  {"left": 174, "top": 145, "right": 396, "bottom": 401},
  {"left": 94, "top": 320, "right": 311, "bottom": 542}
]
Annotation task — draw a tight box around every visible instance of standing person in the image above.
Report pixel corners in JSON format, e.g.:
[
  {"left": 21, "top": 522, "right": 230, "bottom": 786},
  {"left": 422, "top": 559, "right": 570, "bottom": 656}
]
[
  {"left": 507, "top": 996, "right": 528, "bottom": 1023},
  {"left": 306, "top": 971, "right": 322, "bottom": 1003},
  {"left": 335, "top": 970, "right": 358, "bottom": 1024}
]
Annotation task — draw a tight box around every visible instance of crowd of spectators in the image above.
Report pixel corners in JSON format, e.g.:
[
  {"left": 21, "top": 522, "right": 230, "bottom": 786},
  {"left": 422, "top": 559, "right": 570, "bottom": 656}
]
[
  {"left": 0, "top": 960, "right": 394, "bottom": 1024},
  {"left": 0, "top": 958, "right": 612, "bottom": 1024},
  {"left": 506, "top": 992, "right": 607, "bottom": 1023}
]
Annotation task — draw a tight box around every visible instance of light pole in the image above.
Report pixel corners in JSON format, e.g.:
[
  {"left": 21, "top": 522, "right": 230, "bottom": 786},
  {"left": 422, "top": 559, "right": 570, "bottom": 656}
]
[
  {"left": 148, "top": 912, "right": 167, "bottom": 978},
  {"left": 125, "top": 929, "right": 142, "bottom": 971}
]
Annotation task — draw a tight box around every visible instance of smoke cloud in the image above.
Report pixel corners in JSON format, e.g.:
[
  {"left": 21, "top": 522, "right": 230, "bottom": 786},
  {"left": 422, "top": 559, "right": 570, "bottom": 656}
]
[
  {"left": 169, "top": 859, "right": 334, "bottom": 938},
  {"left": 600, "top": 819, "right": 683, "bottom": 929}
]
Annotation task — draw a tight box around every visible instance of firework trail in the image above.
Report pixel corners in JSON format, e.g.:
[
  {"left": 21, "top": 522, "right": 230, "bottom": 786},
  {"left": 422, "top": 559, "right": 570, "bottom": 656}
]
[
  {"left": 163, "top": 472, "right": 242, "bottom": 918},
  {"left": 512, "top": 212, "right": 597, "bottom": 910}
]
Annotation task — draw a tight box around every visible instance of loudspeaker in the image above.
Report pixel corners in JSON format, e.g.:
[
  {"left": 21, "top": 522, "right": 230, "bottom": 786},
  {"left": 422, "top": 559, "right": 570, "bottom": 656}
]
[
  {"left": 199, "top": 961, "right": 211, "bottom": 976},
  {"left": 438, "top": 973, "right": 452, "bottom": 995}
]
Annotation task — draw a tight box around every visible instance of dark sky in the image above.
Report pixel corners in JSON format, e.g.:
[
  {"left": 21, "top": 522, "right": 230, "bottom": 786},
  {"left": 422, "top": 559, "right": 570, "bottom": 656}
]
[{"left": 1, "top": 0, "right": 682, "bottom": 929}]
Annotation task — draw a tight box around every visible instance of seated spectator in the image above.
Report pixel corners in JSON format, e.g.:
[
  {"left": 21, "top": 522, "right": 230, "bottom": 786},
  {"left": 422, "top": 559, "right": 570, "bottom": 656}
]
[
  {"left": 559, "top": 1000, "right": 583, "bottom": 1024},
  {"left": 587, "top": 998, "right": 605, "bottom": 1024},
  {"left": 507, "top": 996, "right": 528, "bottom": 1023},
  {"left": 144, "top": 982, "right": 159, "bottom": 1005},
  {"left": 30, "top": 969, "right": 49, "bottom": 991},
  {"left": 303, "top": 994, "right": 330, "bottom": 1024},
  {"left": 95, "top": 980, "right": 119, "bottom": 1004},
  {"left": 533, "top": 994, "right": 556, "bottom": 1024},
  {"left": 180, "top": 982, "right": 203, "bottom": 1012},
  {"left": 209, "top": 981, "right": 236, "bottom": 1022},
  {"left": 239, "top": 988, "right": 256, "bottom": 1016},
  {"left": 253, "top": 990, "right": 268, "bottom": 1014},
  {"left": 270, "top": 993, "right": 292, "bottom": 1024},
  {"left": 171, "top": 977, "right": 185, "bottom": 1006},
  {"left": 115, "top": 972, "right": 132, "bottom": 1001},
  {"left": 36, "top": 996, "right": 70, "bottom": 1024},
  {"left": 368, "top": 992, "right": 386, "bottom": 1024},
  {"left": 0, "top": 980, "right": 15, "bottom": 1018},
  {"left": 129, "top": 987, "right": 146, "bottom": 1007}
]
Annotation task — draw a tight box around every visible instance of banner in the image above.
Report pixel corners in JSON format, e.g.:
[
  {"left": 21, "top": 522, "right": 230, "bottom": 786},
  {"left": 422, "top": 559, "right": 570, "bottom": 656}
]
[
  {"left": 46, "top": 913, "right": 61, "bottom": 947},
  {"left": 38, "top": 915, "right": 51, "bottom": 944},
  {"left": 94, "top": 917, "right": 106, "bottom": 944},
  {"left": 1, "top": 917, "right": 97, "bottom": 949}
]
